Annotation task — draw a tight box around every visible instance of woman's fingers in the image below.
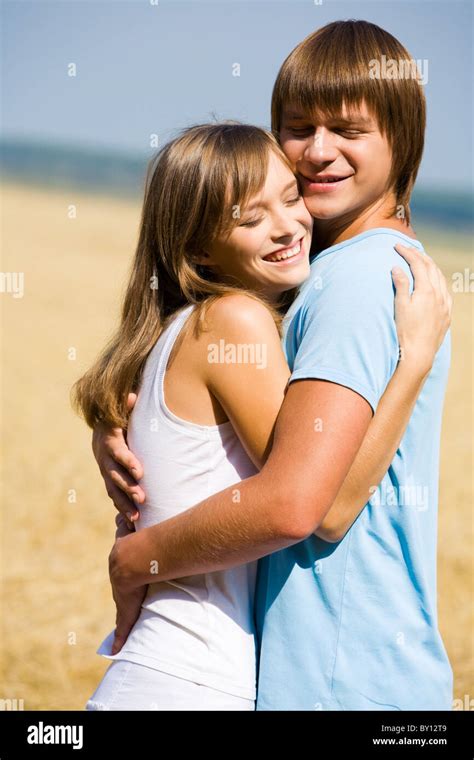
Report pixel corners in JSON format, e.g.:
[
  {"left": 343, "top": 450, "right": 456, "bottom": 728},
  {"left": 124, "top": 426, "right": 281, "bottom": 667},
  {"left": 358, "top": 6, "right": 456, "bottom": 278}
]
[
  {"left": 394, "top": 243, "right": 452, "bottom": 328},
  {"left": 392, "top": 242, "right": 452, "bottom": 367},
  {"left": 420, "top": 250, "right": 442, "bottom": 292},
  {"left": 394, "top": 243, "right": 449, "bottom": 307},
  {"left": 398, "top": 243, "right": 452, "bottom": 326},
  {"left": 391, "top": 266, "right": 411, "bottom": 314},
  {"left": 393, "top": 243, "right": 432, "bottom": 292},
  {"left": 434, "top": 264, "right": 453, "bottom": 320}
]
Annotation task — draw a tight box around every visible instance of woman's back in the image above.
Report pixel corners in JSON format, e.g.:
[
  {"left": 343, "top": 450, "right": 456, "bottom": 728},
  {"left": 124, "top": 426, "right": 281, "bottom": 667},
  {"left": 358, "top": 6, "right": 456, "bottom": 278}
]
[{"left": 97, "top": 304, "right": 259, "bottom": 700}]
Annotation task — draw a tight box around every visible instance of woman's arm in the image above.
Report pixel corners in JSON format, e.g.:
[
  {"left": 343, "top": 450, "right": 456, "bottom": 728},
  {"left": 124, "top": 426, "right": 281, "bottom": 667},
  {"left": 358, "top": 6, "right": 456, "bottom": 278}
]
[
  {"left": 314, "top": 361, "right": 427, "bottom": 542},
  {"left": 201, "top": 293, "right": 290, "bottom": 472}
]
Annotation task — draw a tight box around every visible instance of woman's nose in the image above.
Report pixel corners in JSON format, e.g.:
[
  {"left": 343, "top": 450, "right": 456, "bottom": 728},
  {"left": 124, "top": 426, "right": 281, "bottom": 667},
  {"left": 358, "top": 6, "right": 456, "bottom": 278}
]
[{"left": 272, "top": 211, "right": 300, "bottom": 241}]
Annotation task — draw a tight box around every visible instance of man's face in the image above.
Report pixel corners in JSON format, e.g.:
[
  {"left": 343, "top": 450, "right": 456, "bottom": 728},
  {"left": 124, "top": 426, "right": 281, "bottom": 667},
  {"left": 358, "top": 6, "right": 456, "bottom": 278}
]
[{"left": 279, "top": 100, "right": 394, "bottom": 221}]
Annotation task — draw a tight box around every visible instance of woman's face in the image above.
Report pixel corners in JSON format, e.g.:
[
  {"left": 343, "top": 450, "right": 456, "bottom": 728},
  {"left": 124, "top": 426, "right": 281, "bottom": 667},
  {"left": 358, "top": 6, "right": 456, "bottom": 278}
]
[{"left": 199, "top": 152, "right": 313, "bottom": 300}]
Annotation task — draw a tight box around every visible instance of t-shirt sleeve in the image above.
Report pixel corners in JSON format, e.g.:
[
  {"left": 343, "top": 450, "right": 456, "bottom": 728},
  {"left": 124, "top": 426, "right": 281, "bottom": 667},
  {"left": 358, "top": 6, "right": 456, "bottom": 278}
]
[{"left": 290, "top": 244, "right": 414, "bottom": 413}]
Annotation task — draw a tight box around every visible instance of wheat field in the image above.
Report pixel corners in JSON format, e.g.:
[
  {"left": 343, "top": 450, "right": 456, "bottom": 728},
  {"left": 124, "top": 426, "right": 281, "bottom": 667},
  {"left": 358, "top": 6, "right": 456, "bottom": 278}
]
[{"left": 1, "top": 181, "right": 472, "bottom": 710}]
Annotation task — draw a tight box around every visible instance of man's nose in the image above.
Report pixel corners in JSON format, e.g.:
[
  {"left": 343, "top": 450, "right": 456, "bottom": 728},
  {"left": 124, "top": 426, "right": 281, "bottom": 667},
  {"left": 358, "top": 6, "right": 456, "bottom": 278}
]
[{"left": 303, "top": 127, "right": 339, "bottom": 165}]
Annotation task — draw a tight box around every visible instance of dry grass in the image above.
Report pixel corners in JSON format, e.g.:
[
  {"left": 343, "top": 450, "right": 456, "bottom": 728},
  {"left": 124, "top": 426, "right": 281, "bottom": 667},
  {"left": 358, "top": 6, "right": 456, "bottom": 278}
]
[{"left": 1, "top": 182, "right": 472, "bottom": 709}]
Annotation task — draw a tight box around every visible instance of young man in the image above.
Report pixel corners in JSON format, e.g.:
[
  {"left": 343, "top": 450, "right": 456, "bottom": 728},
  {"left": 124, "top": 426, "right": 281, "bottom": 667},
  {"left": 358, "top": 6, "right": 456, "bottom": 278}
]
[{"left": 94, "top": 21, "right": 453, "bottom": 709}]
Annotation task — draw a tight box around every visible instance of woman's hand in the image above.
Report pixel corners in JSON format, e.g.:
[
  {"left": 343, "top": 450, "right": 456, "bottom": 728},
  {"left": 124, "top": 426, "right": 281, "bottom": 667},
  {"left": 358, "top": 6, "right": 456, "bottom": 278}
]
[
  {"left": 92, "top": 393, "right": 145, "bottom": 528},
  {"left": 392, "top": 244, "right": 452, "bottom": 377}
]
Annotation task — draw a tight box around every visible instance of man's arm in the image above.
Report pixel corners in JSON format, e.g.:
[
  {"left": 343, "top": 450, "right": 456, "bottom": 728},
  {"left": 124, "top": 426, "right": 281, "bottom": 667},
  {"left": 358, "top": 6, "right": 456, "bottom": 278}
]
[{"left": 110, "top": 380, "right": 372, "bottom": 587}]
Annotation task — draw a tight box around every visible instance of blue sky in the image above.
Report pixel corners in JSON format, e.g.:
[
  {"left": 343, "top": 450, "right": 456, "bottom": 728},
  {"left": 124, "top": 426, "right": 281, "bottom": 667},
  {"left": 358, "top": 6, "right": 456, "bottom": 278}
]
[{"left": 2, "top": 0, "right": 472, "bottom": 191}]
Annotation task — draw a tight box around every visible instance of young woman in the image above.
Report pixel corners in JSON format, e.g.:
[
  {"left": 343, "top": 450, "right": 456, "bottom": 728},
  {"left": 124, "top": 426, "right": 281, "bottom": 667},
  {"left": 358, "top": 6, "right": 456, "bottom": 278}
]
[{"left": 72, "top": 123, "right": 451, "bottom": 710}]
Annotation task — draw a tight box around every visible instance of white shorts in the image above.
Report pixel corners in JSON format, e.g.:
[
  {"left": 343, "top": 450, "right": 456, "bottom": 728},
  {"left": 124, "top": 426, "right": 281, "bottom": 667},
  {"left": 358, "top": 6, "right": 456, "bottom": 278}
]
[{"left": 85, "top": 659, "right": 255, "bottom": 711}]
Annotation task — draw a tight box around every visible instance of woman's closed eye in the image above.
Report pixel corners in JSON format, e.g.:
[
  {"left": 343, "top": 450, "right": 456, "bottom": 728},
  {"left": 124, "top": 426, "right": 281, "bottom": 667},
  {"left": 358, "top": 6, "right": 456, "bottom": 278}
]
[
  {"left": 285, "top": 194, "right": 302, "bottom": 205},
  {"left": 239, "top": 193, "right": 302, "bottom": 227},
  {"left": 239, "top": 217, "right": 262, "bottom": 228}
]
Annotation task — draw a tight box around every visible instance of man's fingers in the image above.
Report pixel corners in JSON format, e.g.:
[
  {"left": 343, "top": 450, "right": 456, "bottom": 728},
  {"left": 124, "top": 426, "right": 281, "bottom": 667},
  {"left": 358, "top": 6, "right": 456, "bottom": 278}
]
[
  {"left": 106, "top": 481, "right": 140, "bottom": 521},
  {"left": 127, "top": 392, "right": 138, "bottom": 413},
  {"left": 108, "top": 463, "right": 145, "bottom": 505},
  {"left": 112, "top": 612, "right": 140, "bottom": 654},
  {"left": 107, "top": 438, "right": 144, "bottom": 481},
  {"left": 110, "top": 575, "right": 147, "bottom": 655},
  {"left": 115, "top": 513, "right": 135, "bottom": 534},
  {"left": 111, "top": 630, "right": 128, "bottom": 655}
]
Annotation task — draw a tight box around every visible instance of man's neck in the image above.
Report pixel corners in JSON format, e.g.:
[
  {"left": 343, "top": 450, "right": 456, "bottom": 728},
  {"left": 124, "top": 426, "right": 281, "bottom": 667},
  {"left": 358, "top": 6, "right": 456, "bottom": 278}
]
[{"left": 310, "top": 196, "right": 417, "bottom": 256}]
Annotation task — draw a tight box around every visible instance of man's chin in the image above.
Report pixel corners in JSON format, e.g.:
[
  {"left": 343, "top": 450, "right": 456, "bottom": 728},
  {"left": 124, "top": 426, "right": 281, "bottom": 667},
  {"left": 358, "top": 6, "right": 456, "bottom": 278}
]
[
  {"left": 304, "top": 203, "right": 347, "bottom": 220},
  {"left": 302, "top": 191, "right": 360, "bottom": 220}
]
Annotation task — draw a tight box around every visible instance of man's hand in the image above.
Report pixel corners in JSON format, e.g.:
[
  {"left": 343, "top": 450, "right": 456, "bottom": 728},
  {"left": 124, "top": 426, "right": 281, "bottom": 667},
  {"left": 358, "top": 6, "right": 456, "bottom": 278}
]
[
  {"left": 92, "top": 393, "right": 146, "bottom": 528},
  {"left": 109, "top": 526, "right": 148, "bottom": 655}
]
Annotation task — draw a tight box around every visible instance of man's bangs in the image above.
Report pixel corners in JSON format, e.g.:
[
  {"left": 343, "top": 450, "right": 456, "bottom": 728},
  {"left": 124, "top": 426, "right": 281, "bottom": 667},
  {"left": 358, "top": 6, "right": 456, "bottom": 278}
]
[{"left": 272, "top": 53, "right": 386, "bottom": 136}]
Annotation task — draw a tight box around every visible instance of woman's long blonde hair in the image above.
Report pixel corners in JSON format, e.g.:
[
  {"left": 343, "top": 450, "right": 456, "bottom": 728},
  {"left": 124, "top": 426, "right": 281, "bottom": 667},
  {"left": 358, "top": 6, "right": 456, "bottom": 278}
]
[{"left": 71, "top": 123, "right": 298, "bottom": 429}]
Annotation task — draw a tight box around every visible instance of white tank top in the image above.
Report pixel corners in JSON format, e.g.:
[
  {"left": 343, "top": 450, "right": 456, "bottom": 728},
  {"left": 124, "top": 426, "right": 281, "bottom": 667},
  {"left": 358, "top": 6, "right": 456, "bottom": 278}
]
[{"left": 97, "top": 304, "right": 259, "bottom": 700}]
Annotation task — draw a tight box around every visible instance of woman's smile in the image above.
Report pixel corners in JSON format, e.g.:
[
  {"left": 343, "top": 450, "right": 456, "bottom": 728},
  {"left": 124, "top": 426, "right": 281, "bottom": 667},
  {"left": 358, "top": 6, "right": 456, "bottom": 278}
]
[{"left": 261, "top": 235, "right": 307, "bottom": 265}]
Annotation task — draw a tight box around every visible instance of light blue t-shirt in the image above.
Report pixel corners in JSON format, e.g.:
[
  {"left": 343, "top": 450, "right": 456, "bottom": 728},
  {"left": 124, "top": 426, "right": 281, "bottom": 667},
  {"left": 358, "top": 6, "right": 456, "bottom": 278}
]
[{"left": 255, "top": 228, "right": 453, "bottom": 711}]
